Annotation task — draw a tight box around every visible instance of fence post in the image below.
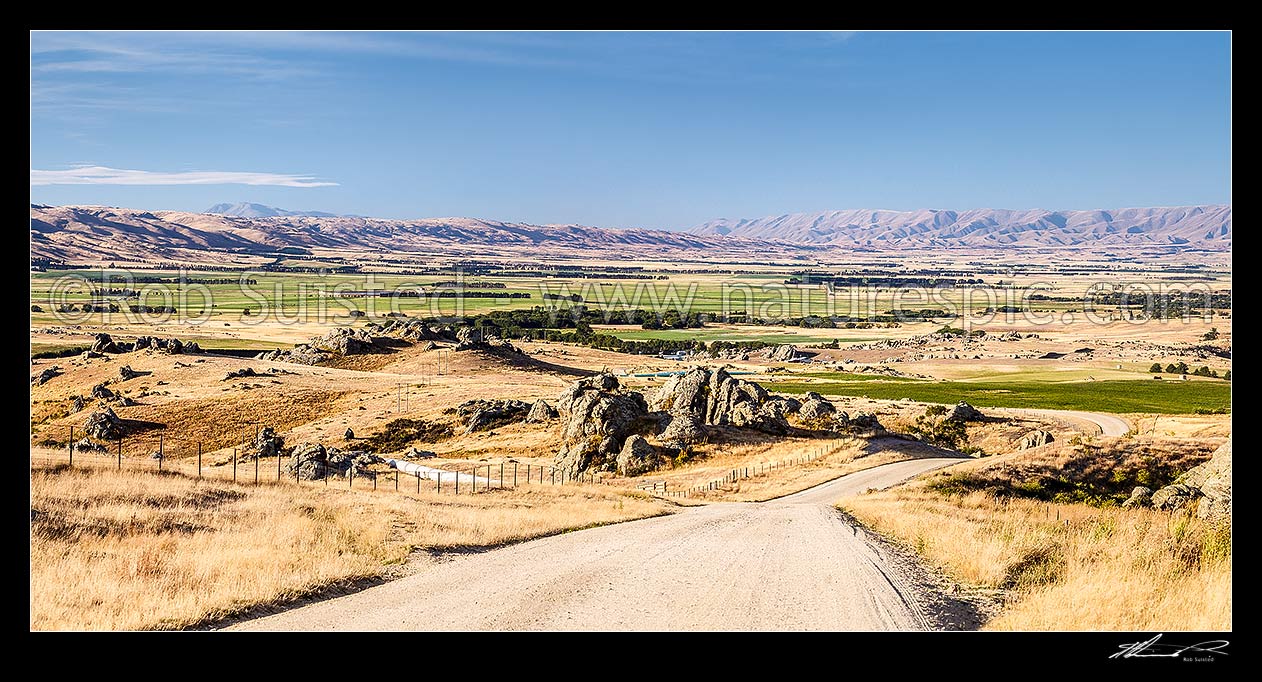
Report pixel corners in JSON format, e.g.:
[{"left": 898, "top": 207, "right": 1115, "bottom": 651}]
[
  {"left": 455, "top": 469, "right": 459, "bottom": 495},
  {"left": 119, "top": 438, "right": 123, "bottom": 470},
  {"left": 513, "top": 462, "right": 518, "bottom": 487},
  {"left": 552, "top": 468, "right": 555, "bottom": 485},
  {"left": 436, "top": 471, "right": 440, "bottom": 494},
  {"left": 254, "top": 453, "right": 259, "bottom": 484},
  {"left": 196, "top": 442, "right": 201, "bottom": 477},
  {"left": 418, "top": 471, "right": 422, "bottom": 493},
  {"left": 395, "top": 470, "right": 399, "bottom": 491},
  {"left": 500, "top": 462, "right": 504, "bottom": 489},
  {"left": 373, "top": 474, "right": 377, "bottom": 491},
  {"left": 232, "top": 448, "right": 237, "bottom": 482},
  {"left": 472, "top": 468, "right": 476, "bottom": 494},
  {"left": 349, "top": 468, "right": 353, "bottom": 489},
  {"left": 277, "top": 443, "right": 282, "bottom": 481},
  {"left": 158, "top": 433, "right": 164, "bottom": 471},
  {"left": 68, "top": 426, "right": 74, "bottom": 467}
]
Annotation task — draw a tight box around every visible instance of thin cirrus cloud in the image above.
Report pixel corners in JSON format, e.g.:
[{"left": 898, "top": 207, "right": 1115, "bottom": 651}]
[{"left": 30, "top": 165, "right": 337, "bottom": 188}]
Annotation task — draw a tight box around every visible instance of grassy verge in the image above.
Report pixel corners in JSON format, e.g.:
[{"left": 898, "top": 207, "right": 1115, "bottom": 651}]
[
  {"left": 30, "top": 464, "right": 670, "bottom": 630},
  {"left": 764, "top": 378, "right": 1232, "bottom": 414},
  {"left": 843, "top": 474, "right": 1231, "bottom": 630}
]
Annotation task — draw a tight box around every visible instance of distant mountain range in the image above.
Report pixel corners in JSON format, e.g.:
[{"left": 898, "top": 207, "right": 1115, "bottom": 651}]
[
  {"left": 29, "top": 204, "right": 758, "bottom": 263},
  {"left": 691, "top": 205, "right": 1231, "bottom": 247},
  {"left": 29, "top": 202, "right": 1231, "bottom": 264},
  {"left": 204, "top": 202, "right": 352, "bottom": 218}
]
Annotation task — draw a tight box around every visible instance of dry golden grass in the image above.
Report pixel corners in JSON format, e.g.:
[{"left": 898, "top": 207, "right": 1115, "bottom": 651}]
[
  {"left": 844, "top": 479, "right": 1231, "bottom": 630},
  {"left": 30, "top": 464, "right": 670, "bottom": 631}
]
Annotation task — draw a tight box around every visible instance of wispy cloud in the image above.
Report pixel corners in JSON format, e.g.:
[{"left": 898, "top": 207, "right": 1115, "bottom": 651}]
[{"left": 30, "top": 165, "right": 337, "bottom": 187}]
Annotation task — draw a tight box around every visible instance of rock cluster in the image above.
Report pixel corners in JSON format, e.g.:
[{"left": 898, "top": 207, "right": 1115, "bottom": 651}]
[
  {"left": 1018, "top": 430, "right": 1055, "bottom": 449},
  {"left": 287, "top": 443, "right": 382, "bottom": 480},
  {"left": 554, "top": 374, "right": 652, "bottom": 477},
  {"left": 456, "top": 399, "right": 532, "bottom": 433},
  {"left": 649, "top": 367, "right": 789, "bottom": 435},
  {"left": 255, "top": 327, "right": 381, "bottom": 365}
]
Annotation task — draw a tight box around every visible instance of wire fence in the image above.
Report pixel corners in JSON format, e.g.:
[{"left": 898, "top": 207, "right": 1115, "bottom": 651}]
[
  {"left": 33, "top": 427, "right": 850, "bottom": 500},
  {"left": 636, "top": 438, "right": 849, "bottom": 498},
  {"left": 30, "top": 425, "right": 611, "bottom": 497}
]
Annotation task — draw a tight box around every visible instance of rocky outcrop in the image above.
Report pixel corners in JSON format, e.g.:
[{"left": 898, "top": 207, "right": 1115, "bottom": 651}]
[
  {"left": 118, "top": 365, "right": 139, "bottom": 381},
  {"left": 616, "top": 434, "right": 662, "bottom": 476},
  {"left": 222, "top": 367, "right": 259, "bottom": 381},
  {"left": 525, "top": 399, "right": 559, "bottom": 423},
  {"left": 91, "top": 333, "right": 120, "bottom": 354},
  {"left": 1122, "top": 486, "right": 1153, "bottom": 508},
  {"left": 244, "top": 427, "right": 284, "bottom": 461},
  {"left": 255, "top": 327, "right": 381, "bottom": 365},
  {"left": 457, "top": 399, "right": 531, "bottom": 433},
  {"left": 658, "top": 413, "right": 706, "bottom": 448},
  {"left": 70, "top": 395, "right": 85, "bottom": 413},
  {"left": 1018, "top": 430, "right": 1055, "bottom": 449},
  {"left": 797, "top": 392, "right": 837, "bottom": 421},
  {"left": 91, "top": 383, "right": 115, "bottom": 400},
  {"left": 32, "top": 366, "right": 61, "bottom": 386},
  {"left": 287, "top": 443, "right": 382, "bottom": 480},
  {"left": 768, "top": 344, "right": 801, "bottom": 362},
  {"left": 131, "top": 336, "right": 197, "bottom": 354},
  {"left": 1152, "top": 438, "right": 1231, "bottom": 520},
  {"left": 82, "top": 406, "right": 123, "bottom": 440},
  {"left": 946, "top": 401, "right": 985, "bottom": 422},
  {"left": 554, "top": 374, "right": 651, "bottom": 477},
  {"left": 649, "top": 367, "right": 788, "bottom": 434}
]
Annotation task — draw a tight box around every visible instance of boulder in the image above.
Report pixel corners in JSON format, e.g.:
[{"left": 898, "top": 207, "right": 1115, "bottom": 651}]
[
  {"left": 32, "top": 366, "right": 61, "bottom": 386},
  {"left": 287, "top": 443, "right": 330, "bottom": 480},
  {"left": 82, "top": 406, "right": 123, "bottom": 440},
  {"left": 1152, "top": 439, "right": 1231, "bottom": 520},
  {"left": 344, "top": 428, "right": 355, "bottom": 440},
  {"left": 838, "top": 411, "right": 885, "bottom": 433},
  {"left": 90, "top": 333, "right": 120, "bottom": 354},
  {"left": 616, "top": 434, "right": 661, "bottom": 476},
  {"left": 525, "top": 399, "right": 559, "bottom": 423},
  {"left": 798, "top": 394, "right": 837, "bottom": 420},
  {"left": 222, "top": 367, "right": 259, "bottom": 381},
  {"left": 118, "top": 365, "right": 139, "bottom": 381},
  {"left": 70, "top": 395, "right": 86, "bottom": 413},
  {"left": 1122, "top": 486, "right": 1153, "bottom": 508},
  {"left": 658, "top": 413, "right": 706, "bottom": 448},
  {"left": 554, "top": 373, "right": 651, "bottom": 477},
  {"left": 456, "top": 399, "right": 532, "bottom": 434},
  {"left": 246, "top": 427, "right": 284, "bottom": 461},
  {"left": 1018, "top": 430, "right": 1055, "bottom": 449},
  {"left": 91, "top": 383, "right": 115, "bottom": 400},
  {"left": 768, "top": 344, "right": 800, "bottom": 362},
  {"left": 945, "top": 401, "right": 985, "bottom": 422}
]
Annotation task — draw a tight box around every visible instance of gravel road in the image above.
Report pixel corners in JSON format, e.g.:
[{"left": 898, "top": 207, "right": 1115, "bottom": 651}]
[
  {"left": 1002, "top": 408, "right": 1132, "bottom": 437},
  {"left": 230, "top": 457, "right": 965, "bottom": 631}
]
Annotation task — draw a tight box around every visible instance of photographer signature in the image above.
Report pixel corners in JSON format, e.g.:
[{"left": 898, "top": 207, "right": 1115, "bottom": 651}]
[{"left": 1111, "top": 634, "right": 1229, "bottom": 659}]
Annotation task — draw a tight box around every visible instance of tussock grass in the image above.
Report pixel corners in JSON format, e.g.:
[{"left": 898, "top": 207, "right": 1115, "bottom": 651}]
[
  {"left": 30, "top": 465, "right": 668, "bottom": 630},
  {"left": 845, "top": 480, "right": 1231, "bottom": 630}
]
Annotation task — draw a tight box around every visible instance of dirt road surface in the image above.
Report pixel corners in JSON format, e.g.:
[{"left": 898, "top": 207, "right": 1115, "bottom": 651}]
[
  {"left": 230, "top": 457, "right": 965, "bottom": 631},
  {"left": 1006, "top": 409, "right": 1132, "bottom": 437}
]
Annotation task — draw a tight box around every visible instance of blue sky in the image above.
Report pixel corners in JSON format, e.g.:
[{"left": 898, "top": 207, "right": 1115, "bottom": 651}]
[{"left": 30, "top": 31, "right": 1231, "bottom": 229}]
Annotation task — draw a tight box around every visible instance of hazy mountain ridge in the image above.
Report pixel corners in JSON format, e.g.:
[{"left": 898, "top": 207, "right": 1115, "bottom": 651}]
[
  {"left": 691, "top": 205, "right": 1232, "bottom": 248},
  {"left": 29, "top": 204, "right": 766, "bottom": 263},
  {"left": 204, "top": 202, "right": 345, "bottom": 218}
]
